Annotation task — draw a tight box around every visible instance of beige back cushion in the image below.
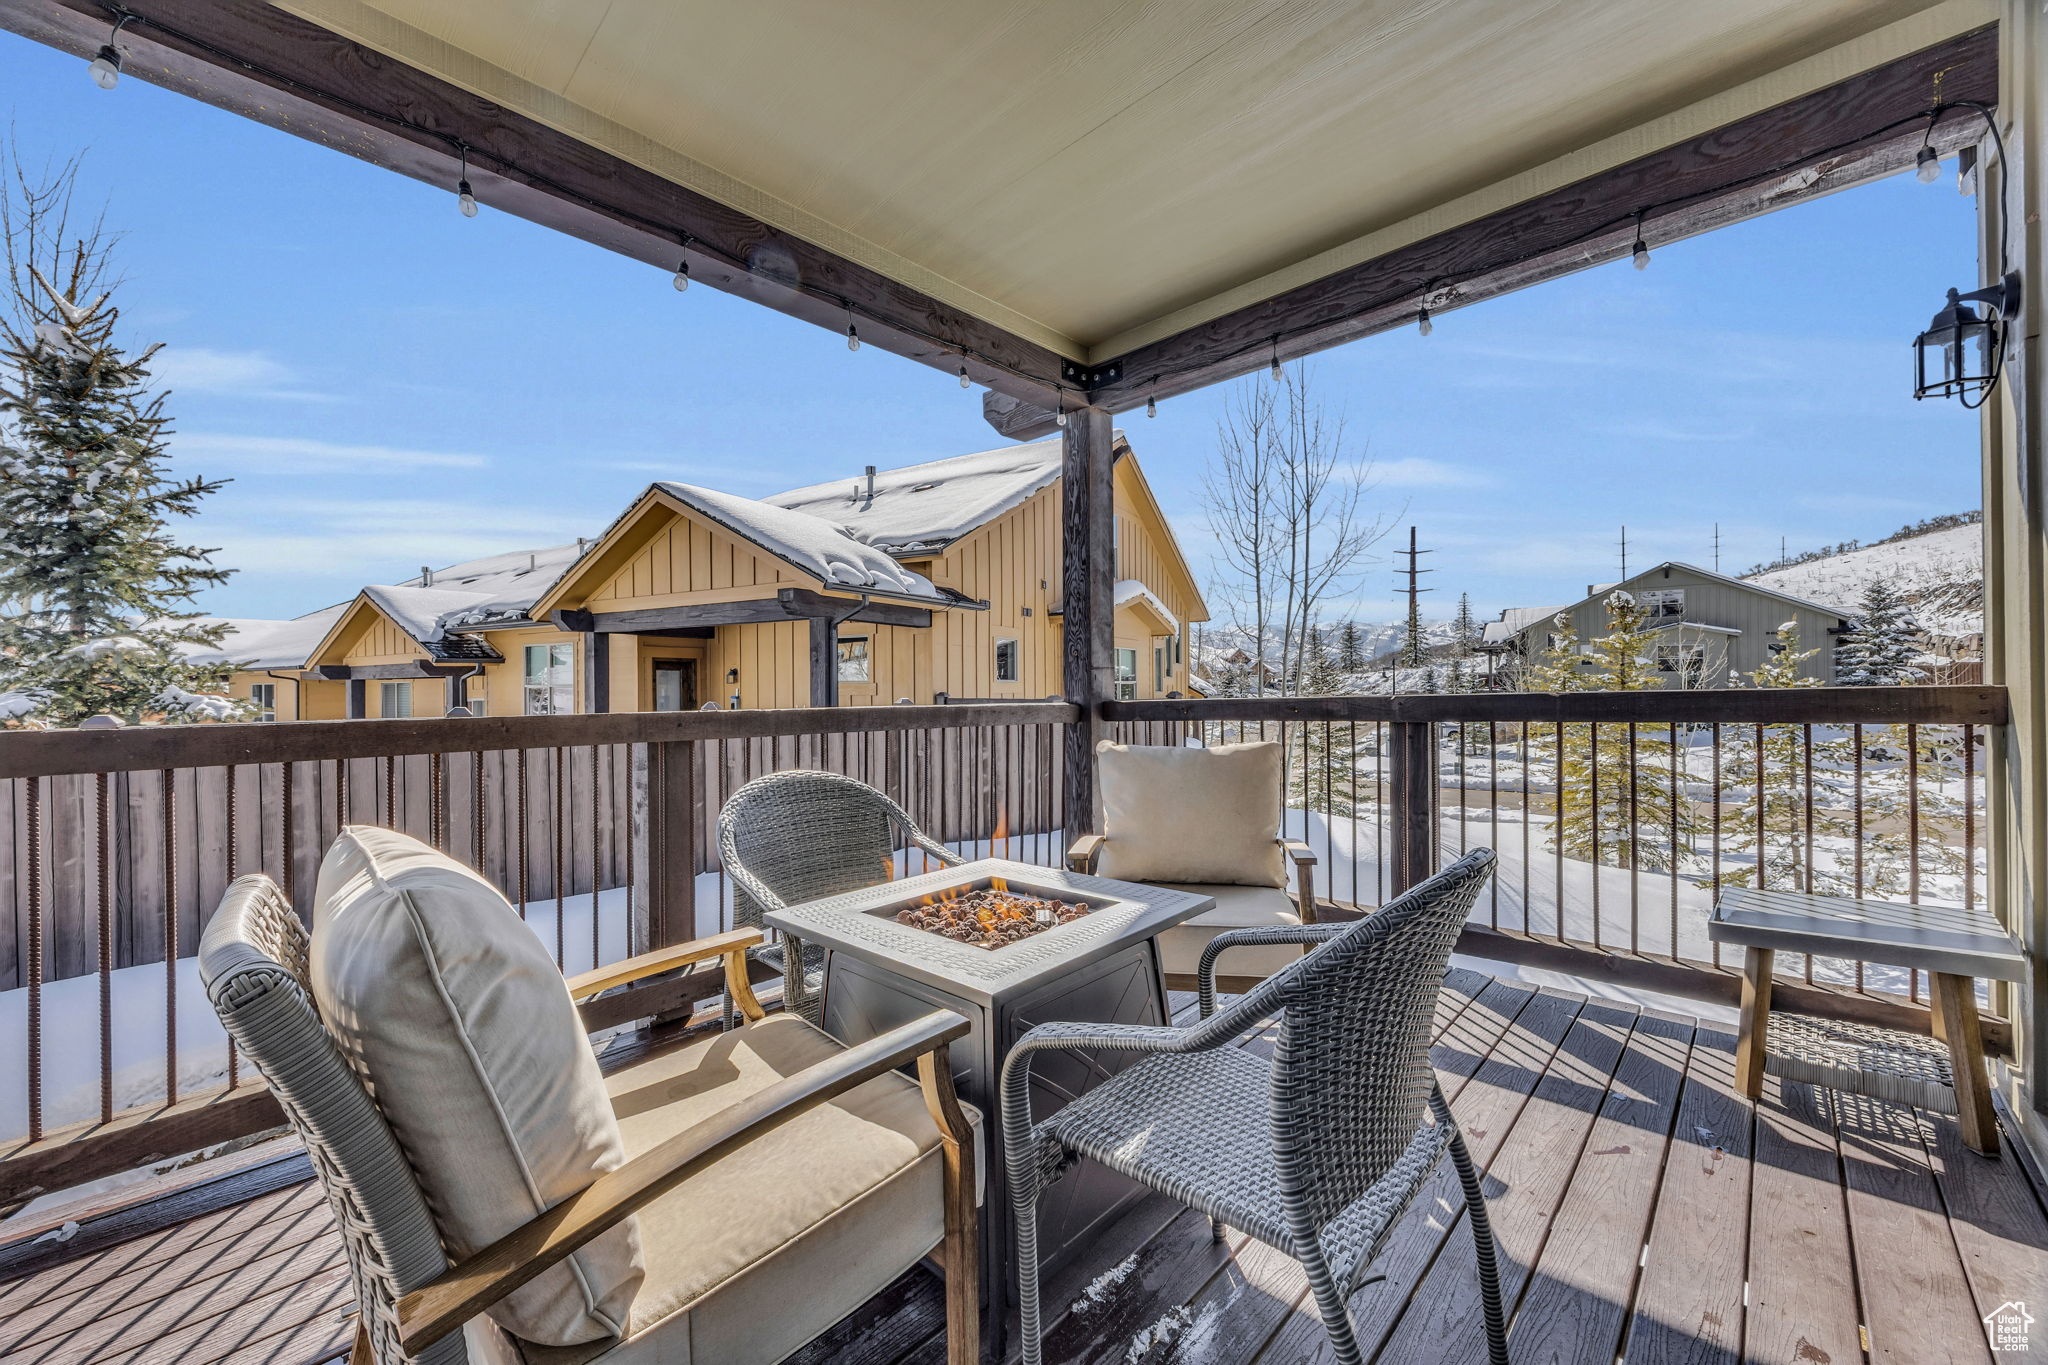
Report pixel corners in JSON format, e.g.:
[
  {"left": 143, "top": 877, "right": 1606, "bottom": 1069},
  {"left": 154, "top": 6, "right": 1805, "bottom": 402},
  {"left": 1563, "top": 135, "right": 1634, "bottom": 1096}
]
[
  {"left": 309, "top": 826, "right": 644, "bottom": 1346},
  {"left": 1093, "top": 740, "right": 1286, "bottom": 887}
]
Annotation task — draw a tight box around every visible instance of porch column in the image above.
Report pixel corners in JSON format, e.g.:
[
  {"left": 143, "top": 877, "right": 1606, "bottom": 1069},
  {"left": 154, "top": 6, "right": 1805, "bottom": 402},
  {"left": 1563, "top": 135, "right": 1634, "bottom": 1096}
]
[
  {"left": 584, "top": 631, "right": 610, "bottom": 713},
  {"left": 1062, "top": 406, "right": 1115, "bottom": 845},
  {"left": 345, "top": 678, "right": 366, "bottom": 719},
  {"left": 810, "top": 616, "right": 839, "bottom": 708},
  {"left": 1990, "top": 0, "right": 2048, "bottom": 1152}
]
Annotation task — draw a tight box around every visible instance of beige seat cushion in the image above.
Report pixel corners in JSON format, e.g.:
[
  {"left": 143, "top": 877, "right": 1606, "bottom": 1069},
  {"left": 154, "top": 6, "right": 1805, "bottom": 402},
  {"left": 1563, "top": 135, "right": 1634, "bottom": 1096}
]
[
  {"left": 519, "top": 1013, "right": 980, "bottom": 1365},
  {"left": 1154, "top": 883, "right": 1306, "bottom": 981},
  {"left": 1094, "top": 741, "right": 1285, "bottom": 888},
  {"left": 310, "top": 826, "right": 643, "bottom": 1346}
]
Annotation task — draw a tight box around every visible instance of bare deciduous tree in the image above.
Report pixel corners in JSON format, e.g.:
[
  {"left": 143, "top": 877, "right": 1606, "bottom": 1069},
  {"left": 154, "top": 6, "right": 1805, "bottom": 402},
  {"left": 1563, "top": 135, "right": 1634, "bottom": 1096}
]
[{"left": 1202, "top": 365, "right": 1392, "bottom": 693}]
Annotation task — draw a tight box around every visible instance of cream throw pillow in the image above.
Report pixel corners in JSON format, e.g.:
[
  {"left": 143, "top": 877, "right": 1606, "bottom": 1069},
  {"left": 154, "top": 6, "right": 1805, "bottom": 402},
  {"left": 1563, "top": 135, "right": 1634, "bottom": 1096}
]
[
  {"left": 1093, "top": 740, "right": 1286, "bottom": 887},
  {"left": 309, "top": 826, "right": 643, "bottom": 1346}
]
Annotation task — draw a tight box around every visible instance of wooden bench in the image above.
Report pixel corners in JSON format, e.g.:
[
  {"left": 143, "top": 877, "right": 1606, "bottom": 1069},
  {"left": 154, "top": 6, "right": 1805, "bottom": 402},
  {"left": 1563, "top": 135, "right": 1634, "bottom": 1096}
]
[{"left": 1708, "top": 886, "right": 2026, "bottom": 1154}]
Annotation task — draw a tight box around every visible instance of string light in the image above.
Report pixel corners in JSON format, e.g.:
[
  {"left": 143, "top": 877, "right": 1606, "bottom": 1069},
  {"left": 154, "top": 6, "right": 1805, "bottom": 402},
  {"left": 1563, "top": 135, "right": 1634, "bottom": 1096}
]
[
  {"left": 1054, "top": 388, "right": 1068, "bottom": 428},
  {"left": 87, "top": 13, "right": 131, "bottom": 89},
  {"left": 958, "top": 361, "right": 971, "bottom": 389},
  {"left": 456, "top": 144, "right": 478, "bottom": 217},
  {"left": 1270, "top": 337, "right": 1283, "bottom": 381},
  {"left": 88, "top": 7, "right": 2008, "bottom": 417},
  {"left": 672, "top": 260, "right": 690, "bottom": 291},
  {"left": 1630, "top": 211, "right": 1650, "bottom": 271},
  {"left": 1417, "top": 305, "right": 1432, "bottom": 337},
  {"left": 846, "top": 319, "right": 861, "bottom": 351},
  {"left": 1146, "top": 395, "right": 1157, "bottom": 418},
  {"left": 1915, "top": 135, "right": 1941, "bottom": 183}
]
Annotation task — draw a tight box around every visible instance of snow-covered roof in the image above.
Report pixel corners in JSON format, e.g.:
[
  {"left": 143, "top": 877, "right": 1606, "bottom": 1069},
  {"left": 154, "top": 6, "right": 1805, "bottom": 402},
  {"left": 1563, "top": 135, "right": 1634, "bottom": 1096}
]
[
  {"left": 1649, "top": 620, "right": 1741, "bottom": 637},
  {"left": 1113, "top": 579, "right": 1179, "bottom": 632},
  {"left": 359, "top": 585, "right": 505, "bottom": 659},
  {"left": 397, "top": 542, "right": 586, "bottom": 630},
  {"left": 182, "top": 604, "right": 349, "bottom": 670},
  {"left": 654, "top": 482, "right": 952, "bottom": 604},
  {"left": 762, "top": 439, "right": 1066, "bottom": 554},
  {"left": 1482, "top": 605, "right": 1565, "bottom": 646}
]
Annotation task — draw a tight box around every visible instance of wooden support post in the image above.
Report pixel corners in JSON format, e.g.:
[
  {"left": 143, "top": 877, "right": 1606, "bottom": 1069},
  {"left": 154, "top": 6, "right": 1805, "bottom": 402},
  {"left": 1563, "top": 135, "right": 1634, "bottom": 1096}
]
[
  {"left": 1061, "top": 407, "right": 1115, "bottom": 846},
  {"left": 345, "top": 679, "right": 366, "bottom": 720},
  {"left": 1931, "top": 971, "right": 1999, "bottom": 1154},
  {"left": 809, "top": 616, "right": 839, "bottom": 709},
  {"left": 644, "top": 740, "right": 698, "bottom": 946},
  {"left": 1387, "top": 719, "right": 1437, "bottom": 894},
  {"left": 584, "top": 633, "right": 610, "bottom": 714},
  {"left": 1735, "top": 946, "right": 1775, "bottom": 1098}
]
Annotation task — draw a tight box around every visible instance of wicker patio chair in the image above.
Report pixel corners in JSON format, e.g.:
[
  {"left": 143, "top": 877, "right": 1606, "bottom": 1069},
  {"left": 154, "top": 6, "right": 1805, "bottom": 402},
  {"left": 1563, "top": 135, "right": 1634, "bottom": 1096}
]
[
  {"left": 199, "top": 831, "right": 979, "bottom": 1365},
  {"left": 718, "top": 769, "right": 961, "bottom": 1021},
  {"left": 1000, "top": 848, "right": 1507, "bottom": 1365}
]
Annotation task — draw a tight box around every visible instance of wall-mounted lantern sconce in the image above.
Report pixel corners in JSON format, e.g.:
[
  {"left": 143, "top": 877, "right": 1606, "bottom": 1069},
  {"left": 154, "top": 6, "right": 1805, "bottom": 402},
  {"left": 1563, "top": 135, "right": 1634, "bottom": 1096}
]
[
  {"left": 726, "top": 668, "right": 740, "bottom": 684},
  {"left": 1914, "top": 272, "right": 2022, "bottom": 407}
]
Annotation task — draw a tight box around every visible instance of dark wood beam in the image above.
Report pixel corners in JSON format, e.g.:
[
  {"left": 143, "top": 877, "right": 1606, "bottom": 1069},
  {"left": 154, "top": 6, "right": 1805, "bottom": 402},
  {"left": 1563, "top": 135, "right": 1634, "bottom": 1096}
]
[
  {"left": 1062, "top": 407, "right": 1115, "bottom": 845},
  {"left": 584, "top": 633, "right": 610, "bottom": 714},
  {"left": 0, "top": 701, "right": 1081, "bottom": 778},
  {"left": 314, "top": 662, "right": 475, "bottom": 681},
  {"left": 1110, "top": 685, "right": 2009, "bottom": 727},
  {"left": 345, "top": 679, "right": 365, "bottom": 719},
  {"left": 570, "top": 592, "right": 935, "bottom": 634},
  {"left": 810, "top": 617, "right": 839, "bottom": 708},
  {"left": 0, "top": 0, "right": 1070, "bottom": 406},
  {"left": 1087, "top": 26, "right": 1997, "bottom": 411}
]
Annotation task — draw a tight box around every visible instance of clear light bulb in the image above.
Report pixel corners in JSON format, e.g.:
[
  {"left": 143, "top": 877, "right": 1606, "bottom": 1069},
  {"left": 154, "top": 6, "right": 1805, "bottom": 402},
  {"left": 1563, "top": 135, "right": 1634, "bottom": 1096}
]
[
  {"left": 1916, "top": 145, "right": 1941, "bottom": 183},
  {"left": 1055, "top": 409, "right": 1068, "bottom": 428},
  {"left": 89, "top": 45, "right": 120, "bottom": 90},
  {"left": 1417, "top": 306, "right": 1432, "bottom": 337},
  {"left": 457, "top": 180, "right": 478, "bottom": 217},
  {"left": 847, "top": 323, "right": 860, "bottom": 352},
  {"left": 672, "top": 261, "right": 689, "bottom": 292},
  {"left": 957, "top": 363, "right": 971, "bottom": 389},
  {"left": 1271, "top": 356, "right": 1283, "bottom": 381},
  {"left": 1631, "top": 239, "right": 1650, "bottom": 271},
  {"left": 1146, "top": 395, "right": 1157, "bottom": 418}
]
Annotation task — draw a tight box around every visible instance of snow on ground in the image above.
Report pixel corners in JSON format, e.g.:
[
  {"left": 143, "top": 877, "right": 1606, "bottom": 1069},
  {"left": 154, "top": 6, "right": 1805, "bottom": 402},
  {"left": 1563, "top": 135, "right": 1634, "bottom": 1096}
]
[{"left": 1746, "top": 522, "right": 1983, "bottom": 638}]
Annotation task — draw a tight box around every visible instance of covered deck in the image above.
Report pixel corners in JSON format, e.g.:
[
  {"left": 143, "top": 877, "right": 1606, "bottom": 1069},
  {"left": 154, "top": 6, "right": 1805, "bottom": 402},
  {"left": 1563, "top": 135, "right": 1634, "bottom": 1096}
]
[{"left": 7, "top": 968, "right": 2046, "bottom": 1364}]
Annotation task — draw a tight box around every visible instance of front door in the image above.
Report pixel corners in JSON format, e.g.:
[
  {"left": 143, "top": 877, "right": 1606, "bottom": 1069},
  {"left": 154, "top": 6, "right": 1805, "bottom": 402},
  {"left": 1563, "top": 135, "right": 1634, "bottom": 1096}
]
[{"left": 651, "top": 658, "right": 697, "bottom": 711}]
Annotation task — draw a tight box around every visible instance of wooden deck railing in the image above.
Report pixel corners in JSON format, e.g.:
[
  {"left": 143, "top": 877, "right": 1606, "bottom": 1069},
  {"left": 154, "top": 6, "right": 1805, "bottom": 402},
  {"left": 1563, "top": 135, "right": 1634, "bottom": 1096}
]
[
  {"left": 1109, "top": 684, "right": 2011, "bottom": 1042},
  {"left": 0, "top": 684, "right": 2013, "bottom": 1209},
  {"left": 0, "top": 702, "right": 1076, "bottom": 1208}
]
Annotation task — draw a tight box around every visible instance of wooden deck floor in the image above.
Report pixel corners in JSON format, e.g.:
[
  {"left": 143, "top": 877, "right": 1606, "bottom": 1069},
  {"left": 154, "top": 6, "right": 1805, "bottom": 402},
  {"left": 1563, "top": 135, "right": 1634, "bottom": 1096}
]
[{"left": 6, "top": 967, "right": 2048, "bottom": 1365}]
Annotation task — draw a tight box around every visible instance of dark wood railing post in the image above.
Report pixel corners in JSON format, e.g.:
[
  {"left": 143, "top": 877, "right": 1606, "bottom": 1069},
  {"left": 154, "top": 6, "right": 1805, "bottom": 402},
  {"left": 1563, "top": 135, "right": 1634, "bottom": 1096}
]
[
  {"left": 1388, "top": 719, "right": 1438, "bottom": 894},
  {"left": 1061, "top": 406, "right": 1115, "bottom": 848},
  {"left": 643, "top": 739, "right": 698, "bottom": 945}
]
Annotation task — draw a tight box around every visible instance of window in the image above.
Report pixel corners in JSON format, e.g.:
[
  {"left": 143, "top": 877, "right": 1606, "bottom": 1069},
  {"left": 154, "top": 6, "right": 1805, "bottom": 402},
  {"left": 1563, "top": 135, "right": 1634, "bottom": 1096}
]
[
  {"left": 994, "top": 637, "right": 1019, "bottom": 683},
  {"left": 1114, "top": 647, "right": 1138, "bottom": 701},
  {"left": 464, "top": 677, "right": 488, "bottom": 717},
  {"left": 1640, "top": 588, "right": 1685, "bottom": 618},
  {"left": 523, "top": 643, "right": 575, "bottom": 714},
  {"left": 1153, "top": 637, "right": 1168, "bottom": 692},
  {"left": 837, "top": 636, "right": 871, "bottom": 684},
  {"left": 652, "top": 658, "right": 697, "bottom": 711},
  {"left": 1654, "top": 643, "right": 1706, "bottom": 685},
  {"left": 248, "top": 682, "right": 276, "bottom": 722},
  {"left": 378, "top": 681, "right": 413, "bottom": 719}
]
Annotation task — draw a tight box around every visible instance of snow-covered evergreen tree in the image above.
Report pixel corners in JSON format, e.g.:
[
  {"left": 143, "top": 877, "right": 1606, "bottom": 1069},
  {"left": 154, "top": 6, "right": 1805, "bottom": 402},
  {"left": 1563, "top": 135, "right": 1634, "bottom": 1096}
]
[
  {"left": 1529, "top": 594, "right": 1693, "bottom": 872},
  {"left": 1336, "top": 621, "right": 1365, "bottom": 672},
  {"left": 1835, "top": 577, "right": 1924, "bottom": 685},
  {"left": 1719, "top": 622, "right": 1851, "bottom": 892},
  {"left": 0, "top": 253, "right": 235, "bottom": 726},
  {"left": 1451, "top": 593, "right": 1479, "bottom": 660}
]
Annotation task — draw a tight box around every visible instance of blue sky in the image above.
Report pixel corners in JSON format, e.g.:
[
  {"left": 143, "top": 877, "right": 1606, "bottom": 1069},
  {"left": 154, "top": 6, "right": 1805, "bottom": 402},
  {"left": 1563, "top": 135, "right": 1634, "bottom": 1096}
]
[{"left": 0, "top": 30, "right": 1985, "bottom": 626}]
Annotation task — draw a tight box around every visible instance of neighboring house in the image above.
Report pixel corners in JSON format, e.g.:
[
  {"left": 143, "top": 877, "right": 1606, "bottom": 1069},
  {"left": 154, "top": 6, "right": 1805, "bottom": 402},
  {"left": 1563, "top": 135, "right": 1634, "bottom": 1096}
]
[
  {"left": 1482, "top": 561, "right": 1852, "bottom": 688},
  {"left": 187, "top": 605, "right": 349, "bottom": 721},
  {"left": 209, "top": 435, "right": 1206, "bottom": 717}
]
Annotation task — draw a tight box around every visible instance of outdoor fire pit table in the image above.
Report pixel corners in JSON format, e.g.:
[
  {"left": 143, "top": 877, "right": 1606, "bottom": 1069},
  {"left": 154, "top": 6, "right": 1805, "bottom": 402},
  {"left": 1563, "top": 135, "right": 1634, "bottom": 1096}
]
[{"left": 762, "top": 857, "right": 1213, "bottom": 1328}]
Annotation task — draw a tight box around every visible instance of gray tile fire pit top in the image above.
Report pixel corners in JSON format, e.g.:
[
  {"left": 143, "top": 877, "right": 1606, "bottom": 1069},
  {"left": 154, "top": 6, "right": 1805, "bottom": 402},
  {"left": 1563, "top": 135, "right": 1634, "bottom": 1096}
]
[{"left": 763, "top": 858, "right": 1214, "bottom": 1004}]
